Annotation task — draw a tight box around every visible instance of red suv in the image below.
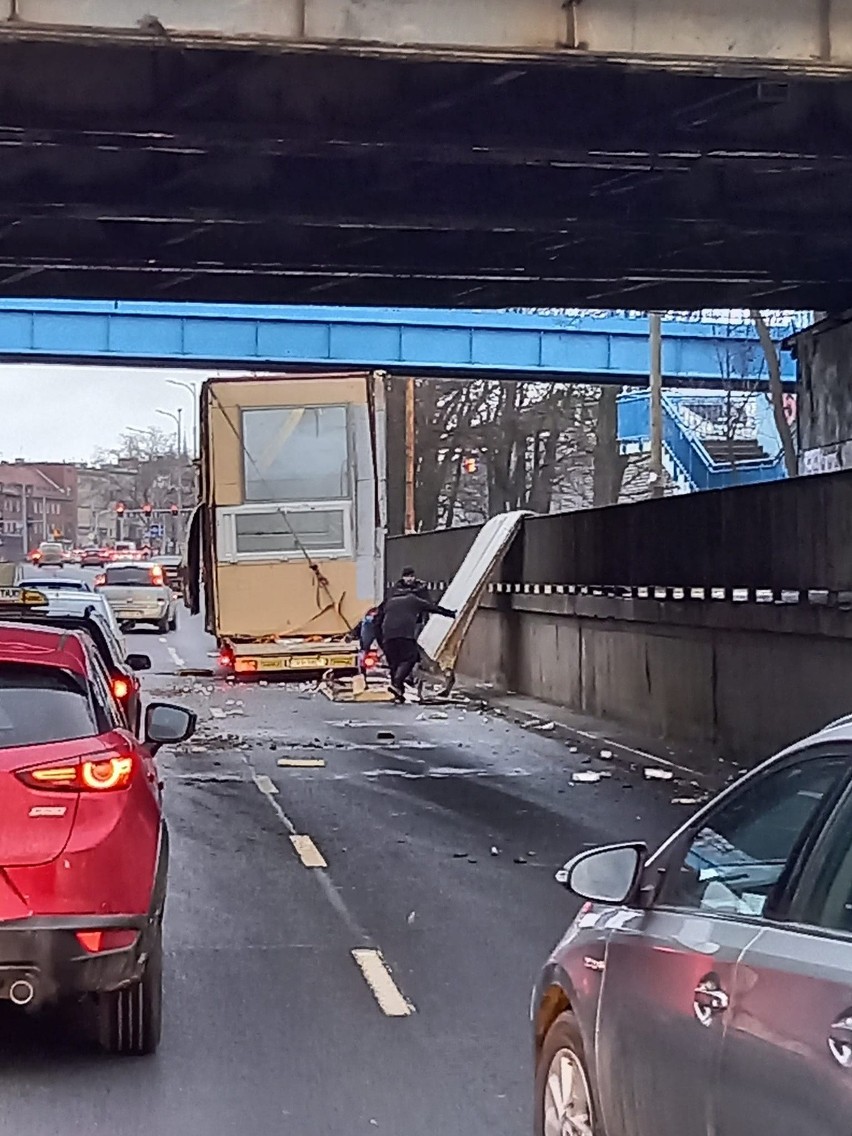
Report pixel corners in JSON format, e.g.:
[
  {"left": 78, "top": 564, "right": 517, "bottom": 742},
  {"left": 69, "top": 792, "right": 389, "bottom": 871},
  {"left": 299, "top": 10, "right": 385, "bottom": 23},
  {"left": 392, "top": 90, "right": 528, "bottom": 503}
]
[{"left": 0, "top": 622, "right": 195, "bottom": 1055}]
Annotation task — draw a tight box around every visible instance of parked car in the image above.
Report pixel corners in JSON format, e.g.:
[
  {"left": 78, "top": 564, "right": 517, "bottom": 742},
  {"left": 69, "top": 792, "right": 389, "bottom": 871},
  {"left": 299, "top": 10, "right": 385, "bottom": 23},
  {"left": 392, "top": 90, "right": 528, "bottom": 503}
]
[
  {"left": 0, "top": 619, "right": 195, "bottom": 1054},
  {"left": 533, "top": 717, "right": 852, "bottom": 1136},
  {"left": 96, "top": 561, "right": 178, "bottom": 632}
]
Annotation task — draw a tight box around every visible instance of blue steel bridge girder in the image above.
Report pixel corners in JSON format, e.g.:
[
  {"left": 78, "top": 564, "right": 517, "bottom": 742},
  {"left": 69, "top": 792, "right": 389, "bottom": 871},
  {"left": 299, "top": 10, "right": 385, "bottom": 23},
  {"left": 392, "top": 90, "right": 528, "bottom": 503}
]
[{"left": 0, "top": 301, "right": 796, "bottom": 389}]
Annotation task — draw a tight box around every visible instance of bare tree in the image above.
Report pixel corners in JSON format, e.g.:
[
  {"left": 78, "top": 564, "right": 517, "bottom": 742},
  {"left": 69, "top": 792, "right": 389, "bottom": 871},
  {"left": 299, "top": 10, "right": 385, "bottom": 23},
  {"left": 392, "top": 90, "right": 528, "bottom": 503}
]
[
  {"left": 592, "top": 387, "right": 629, "bottom": 506},
  {"left": 750, "top": 310, "right": 797, "bottom": 477}
]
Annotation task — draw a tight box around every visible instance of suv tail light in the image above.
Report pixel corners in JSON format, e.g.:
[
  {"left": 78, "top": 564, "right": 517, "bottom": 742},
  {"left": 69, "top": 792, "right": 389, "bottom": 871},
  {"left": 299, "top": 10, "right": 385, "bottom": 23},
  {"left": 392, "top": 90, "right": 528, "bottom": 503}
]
[
  {"left": 218, "top": 646, "right": 234, "bottom": 670},
  {"left": 363, "top": 650, "right": 379, "bottom": 670},
  {"left": 18, "top": 754, "right": 134, "bottom": 793},
  {"left": 150, "top": 565, "right": 164, "bottom": 586}
]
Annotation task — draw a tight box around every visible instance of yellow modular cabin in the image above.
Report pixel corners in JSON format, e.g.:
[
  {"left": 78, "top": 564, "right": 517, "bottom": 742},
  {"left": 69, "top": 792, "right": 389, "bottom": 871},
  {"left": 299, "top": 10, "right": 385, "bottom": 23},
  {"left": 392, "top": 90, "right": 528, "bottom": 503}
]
[{"left": 186, "top": 372, "right": 386, "bottom": 677}]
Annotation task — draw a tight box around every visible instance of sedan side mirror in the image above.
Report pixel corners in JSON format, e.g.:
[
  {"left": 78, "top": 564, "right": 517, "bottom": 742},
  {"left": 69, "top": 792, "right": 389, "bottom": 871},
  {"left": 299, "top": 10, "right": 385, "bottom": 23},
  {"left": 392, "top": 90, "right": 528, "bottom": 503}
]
[
  {"left": 126, "top": 653, "right": 152, "bottom": 672},
  {"left": 145, "top": 703, "right": 197, "bottom": 753},
  {"left": 556, "top": 843, "right": 647, "bottom": 906}
]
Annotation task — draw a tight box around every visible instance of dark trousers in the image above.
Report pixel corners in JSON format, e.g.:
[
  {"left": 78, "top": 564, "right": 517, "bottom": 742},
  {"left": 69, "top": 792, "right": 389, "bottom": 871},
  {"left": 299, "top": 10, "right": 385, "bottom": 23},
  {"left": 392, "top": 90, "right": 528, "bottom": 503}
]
[{"left": 383, "top": 637, "right": 419, "bottom": 691}]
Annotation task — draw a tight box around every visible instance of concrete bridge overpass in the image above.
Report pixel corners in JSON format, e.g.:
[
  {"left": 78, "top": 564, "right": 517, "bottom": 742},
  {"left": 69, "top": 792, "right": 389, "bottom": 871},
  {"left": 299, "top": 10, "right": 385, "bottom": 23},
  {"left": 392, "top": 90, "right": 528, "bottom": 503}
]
[{"left": 0, "top": 3, "right": 851, "bottom": 309}]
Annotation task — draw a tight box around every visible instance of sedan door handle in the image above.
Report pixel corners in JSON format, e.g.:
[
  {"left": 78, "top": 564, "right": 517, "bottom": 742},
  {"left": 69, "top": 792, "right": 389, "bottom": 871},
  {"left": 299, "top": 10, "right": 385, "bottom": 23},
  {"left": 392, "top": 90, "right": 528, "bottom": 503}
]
[{"left": 694, "top": 977, "right": 729, "bottom": 1027}]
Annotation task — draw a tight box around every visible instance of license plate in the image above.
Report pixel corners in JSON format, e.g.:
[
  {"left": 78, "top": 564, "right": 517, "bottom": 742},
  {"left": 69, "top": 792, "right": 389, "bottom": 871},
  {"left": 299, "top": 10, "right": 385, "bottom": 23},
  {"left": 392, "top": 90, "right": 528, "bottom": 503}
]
[
  {"left": 289, "top": 656, "right": 324, "bottom": 669},
  {"left": 121, "top": 610, "right": 148, "bottom": 618}
]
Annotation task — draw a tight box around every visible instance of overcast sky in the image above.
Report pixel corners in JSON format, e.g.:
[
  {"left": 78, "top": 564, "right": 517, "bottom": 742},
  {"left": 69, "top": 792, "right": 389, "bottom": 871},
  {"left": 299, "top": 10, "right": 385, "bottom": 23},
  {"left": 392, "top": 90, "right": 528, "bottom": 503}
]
[{"left": 0, "top": 365, "right": 239, "bottom": 463}]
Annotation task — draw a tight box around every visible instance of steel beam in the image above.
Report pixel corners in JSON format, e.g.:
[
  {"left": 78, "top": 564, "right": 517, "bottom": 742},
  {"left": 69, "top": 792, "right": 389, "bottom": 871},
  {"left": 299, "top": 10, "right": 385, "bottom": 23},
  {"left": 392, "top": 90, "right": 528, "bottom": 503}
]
[
  {"left": 0, "top": 300, "right": 797, "bottom": 387},
  {"left": 7, "top": 0, "right": 852, "bottom": 72}
]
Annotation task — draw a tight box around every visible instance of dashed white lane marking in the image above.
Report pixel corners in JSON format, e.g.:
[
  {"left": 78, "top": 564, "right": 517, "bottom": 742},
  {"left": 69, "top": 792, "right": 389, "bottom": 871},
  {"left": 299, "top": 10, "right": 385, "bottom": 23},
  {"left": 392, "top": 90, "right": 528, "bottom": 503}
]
[
  {"left": 167, "top": 646, "right": 185, "bottom": 669},
  {"left": 246, "top": 755, "right": 410, "bottom": 1016},
  {"left": 351, "top": 949, "right": 415, "bottom": 1017},
  {"left": 277, "top": 757, "right": 326, "bottom": 768},
  {"left": 253, "top": 774, "right": 278, "bottom": 796},
  {"left": 290, "top": 834, "right": 328, "bottom": 868}
]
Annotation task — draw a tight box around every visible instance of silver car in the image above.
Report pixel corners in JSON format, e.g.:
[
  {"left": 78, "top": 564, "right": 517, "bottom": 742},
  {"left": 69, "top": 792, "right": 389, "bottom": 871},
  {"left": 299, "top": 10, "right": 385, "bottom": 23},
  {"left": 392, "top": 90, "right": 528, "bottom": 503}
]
[
  {"left": 533, "top": 716, "right": 852, "bottom": 1136},
  {"left": 97, "top": 560, "right": 178, "bottom": 632}
]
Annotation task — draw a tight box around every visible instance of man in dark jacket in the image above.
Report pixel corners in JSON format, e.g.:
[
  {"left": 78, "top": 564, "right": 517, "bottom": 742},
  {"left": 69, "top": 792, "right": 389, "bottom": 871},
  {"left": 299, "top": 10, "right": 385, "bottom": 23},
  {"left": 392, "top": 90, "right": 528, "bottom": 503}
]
[
  {"left": 388, "top": 566, "right": 430, "bottom": 603},
  {"left": 376, "top": 582, "right": 455, "bottom": 703}
]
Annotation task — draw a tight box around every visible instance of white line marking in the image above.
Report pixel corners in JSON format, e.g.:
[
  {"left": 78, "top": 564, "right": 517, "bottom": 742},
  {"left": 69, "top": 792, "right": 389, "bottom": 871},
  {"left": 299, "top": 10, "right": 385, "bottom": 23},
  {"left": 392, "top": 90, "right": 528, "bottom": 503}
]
[
  {"left": 351, "top": 949, "right": 415, "bottom": 1017},
  {"left": 277, "top": 757, "right": 326, "bottom": 768},
  {"left": 167, "top": 646, "right": 185, "bottom": 668},
  {"left": 290, "top": 834, "right": 328, "bottom": 868},
  {"left": 569, "top": 728, "right": 698, "bottom": 777},
  {"left": 241, "top": 752, "right": 369, "bottom": 940},
  {"left": 253, "top": 774, "right": 278, "bottom": 796}
]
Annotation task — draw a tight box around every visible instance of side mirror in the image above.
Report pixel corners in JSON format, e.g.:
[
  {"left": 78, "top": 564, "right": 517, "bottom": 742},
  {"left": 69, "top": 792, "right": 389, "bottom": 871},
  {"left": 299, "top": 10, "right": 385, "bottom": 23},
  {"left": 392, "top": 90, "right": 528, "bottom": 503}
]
[
  {"left": 556, "top": 843, "right": 647, "bottom": 906},
  {"left": 126, "top": 653, "right": 152, "bottom": 672},
  {"left": 145, "top": 703, "right": 197, "bottom": 752}
]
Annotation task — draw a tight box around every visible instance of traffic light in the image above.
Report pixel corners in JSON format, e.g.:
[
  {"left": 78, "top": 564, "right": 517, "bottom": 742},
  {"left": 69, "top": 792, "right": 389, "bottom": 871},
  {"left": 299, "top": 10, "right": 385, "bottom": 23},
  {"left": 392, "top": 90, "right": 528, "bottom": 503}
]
[
  {"left": 462, "top": 456, "right": 478, "bottom": 474},
  {"left": 115, "top": 502, "right": 125, "bottom": 517},
  {"left": 170, "top": 504, "right": 179, "bottom": 516},
  {"left": 142, "top": 503, "right": 153, "bottom": 517}
]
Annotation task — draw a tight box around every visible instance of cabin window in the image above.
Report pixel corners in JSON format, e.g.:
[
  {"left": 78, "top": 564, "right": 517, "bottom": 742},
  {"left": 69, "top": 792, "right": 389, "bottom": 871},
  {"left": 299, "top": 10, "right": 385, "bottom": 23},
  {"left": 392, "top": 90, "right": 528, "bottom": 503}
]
[{"left": 242, "top": 406, "right": 349, "bottom": 503}]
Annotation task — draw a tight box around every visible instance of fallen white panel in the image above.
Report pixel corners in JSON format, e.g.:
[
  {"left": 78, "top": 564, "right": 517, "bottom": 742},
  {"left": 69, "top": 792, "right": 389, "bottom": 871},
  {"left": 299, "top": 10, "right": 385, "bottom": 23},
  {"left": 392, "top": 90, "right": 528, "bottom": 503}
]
[{"left": 417, "top": 510, "right": 528, "bottom": 672}]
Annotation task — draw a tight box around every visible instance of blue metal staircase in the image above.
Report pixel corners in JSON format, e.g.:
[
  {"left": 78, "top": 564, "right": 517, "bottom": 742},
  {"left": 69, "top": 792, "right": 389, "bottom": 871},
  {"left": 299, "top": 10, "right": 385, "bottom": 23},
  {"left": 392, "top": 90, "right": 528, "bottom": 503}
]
[{"left": 617, "top": 390, "right": 788, "bottom": 492}]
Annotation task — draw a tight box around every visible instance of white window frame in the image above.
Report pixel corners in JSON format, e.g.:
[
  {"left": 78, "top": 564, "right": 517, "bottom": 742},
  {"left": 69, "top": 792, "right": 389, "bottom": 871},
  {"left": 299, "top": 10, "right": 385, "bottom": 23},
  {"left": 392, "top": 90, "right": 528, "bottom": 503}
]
[{"left": 216, "top": 501, "right": 353, "bottom": 564}]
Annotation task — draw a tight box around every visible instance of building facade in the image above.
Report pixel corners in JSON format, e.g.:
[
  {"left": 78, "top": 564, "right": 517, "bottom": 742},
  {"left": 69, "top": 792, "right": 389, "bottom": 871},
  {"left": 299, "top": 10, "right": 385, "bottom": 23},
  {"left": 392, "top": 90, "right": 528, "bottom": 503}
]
[{"left": 0, "top": 462, "right": 78, "bottom": 559}]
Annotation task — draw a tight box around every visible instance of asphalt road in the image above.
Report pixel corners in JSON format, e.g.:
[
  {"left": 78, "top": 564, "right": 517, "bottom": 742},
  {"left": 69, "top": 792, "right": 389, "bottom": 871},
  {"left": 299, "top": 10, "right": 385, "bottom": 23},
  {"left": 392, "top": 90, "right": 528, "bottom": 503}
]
[{"left": 0, "top": 566, "right": 692, "bottom": 1136}]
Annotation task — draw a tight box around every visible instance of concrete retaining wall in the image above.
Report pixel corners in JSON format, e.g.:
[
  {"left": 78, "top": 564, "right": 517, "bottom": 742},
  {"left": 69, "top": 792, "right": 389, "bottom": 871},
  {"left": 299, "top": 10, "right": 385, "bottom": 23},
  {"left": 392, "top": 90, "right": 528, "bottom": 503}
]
[{"left": 457, "top": 593, "right": 852, "bottom": 763}]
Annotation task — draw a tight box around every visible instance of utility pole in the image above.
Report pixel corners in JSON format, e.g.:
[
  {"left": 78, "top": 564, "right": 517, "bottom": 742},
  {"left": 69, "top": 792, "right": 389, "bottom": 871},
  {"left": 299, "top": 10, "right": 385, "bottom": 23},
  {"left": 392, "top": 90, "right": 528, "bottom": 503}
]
[
  {"left": 649, "top": 313, "right": 664, "bottom": 499},
  {"left": 41, "top": 495, "right": 47, "bottom": 540},
  {"left": 19, "top": 484, "right": 27, "bottom": 559},
  {"left": 404, "top": 377, "right": 416, "bottom": 533},
  {"left": 167, "top": 380, "right": 198, "bottom": 457}
]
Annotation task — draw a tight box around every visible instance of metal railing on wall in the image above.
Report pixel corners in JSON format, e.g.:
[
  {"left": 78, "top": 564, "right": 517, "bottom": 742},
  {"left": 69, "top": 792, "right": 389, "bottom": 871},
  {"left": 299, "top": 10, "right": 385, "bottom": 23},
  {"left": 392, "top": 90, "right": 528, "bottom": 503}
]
[{"left": 387, "top": 469, "right": 852, "bottom": 596}]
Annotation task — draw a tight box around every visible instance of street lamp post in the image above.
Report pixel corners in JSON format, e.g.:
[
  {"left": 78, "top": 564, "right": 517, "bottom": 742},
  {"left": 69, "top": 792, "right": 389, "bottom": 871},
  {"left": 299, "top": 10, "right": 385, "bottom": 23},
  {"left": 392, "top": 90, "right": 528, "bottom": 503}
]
[
  {"left": 156, "top": 408, "right": 183, "bottom": 457},
  {"left": 167, "top": 380, "right": 198, "bottom": 457}
]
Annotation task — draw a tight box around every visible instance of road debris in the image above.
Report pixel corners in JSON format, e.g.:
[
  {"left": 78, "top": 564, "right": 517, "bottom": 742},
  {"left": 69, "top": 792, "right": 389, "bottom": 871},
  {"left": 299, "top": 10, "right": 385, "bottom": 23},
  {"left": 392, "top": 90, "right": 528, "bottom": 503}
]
[
  {"left": 599, "top": 749, "right": 614, "bottom": 760},
  {"left": 572, "top": 770, "right": 602, "bottom": 783},
  {"left": 490, "top": 846, "right": 500, "bottom": 856},
  {"left": 643, "top": 768, "right": 675, "bottom": 781},
  {"left": 415, "top": 710, "right": 449, "bottom": 721}
]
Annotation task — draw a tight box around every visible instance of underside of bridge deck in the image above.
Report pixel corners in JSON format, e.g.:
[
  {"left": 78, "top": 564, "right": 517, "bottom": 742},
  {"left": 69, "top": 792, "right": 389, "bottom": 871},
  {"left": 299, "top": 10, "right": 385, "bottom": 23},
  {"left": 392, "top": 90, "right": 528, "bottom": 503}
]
[{"left": 0, "top": 17, "right": 850, "bottom": 309}]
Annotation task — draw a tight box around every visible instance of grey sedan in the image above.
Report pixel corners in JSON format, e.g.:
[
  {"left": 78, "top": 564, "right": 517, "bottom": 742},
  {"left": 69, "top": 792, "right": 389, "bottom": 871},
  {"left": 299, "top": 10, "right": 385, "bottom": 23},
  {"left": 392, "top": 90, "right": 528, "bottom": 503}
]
[{"left": 533, "top": 715, "right": 852, "bottom": 1136}]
